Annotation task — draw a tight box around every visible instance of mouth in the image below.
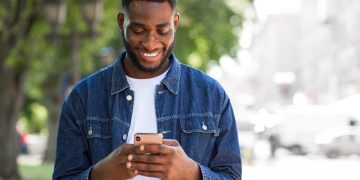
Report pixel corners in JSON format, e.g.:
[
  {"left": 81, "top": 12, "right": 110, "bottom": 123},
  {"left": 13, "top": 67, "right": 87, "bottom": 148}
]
[{"left": 138, "top": 49, "right": 163, "bottom": 63}]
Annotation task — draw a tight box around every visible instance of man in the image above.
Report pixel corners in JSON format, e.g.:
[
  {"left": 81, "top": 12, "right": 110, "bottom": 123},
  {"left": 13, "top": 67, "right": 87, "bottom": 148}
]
[{"left": 53, "top": 0, "right": 242, "bottom": 179}]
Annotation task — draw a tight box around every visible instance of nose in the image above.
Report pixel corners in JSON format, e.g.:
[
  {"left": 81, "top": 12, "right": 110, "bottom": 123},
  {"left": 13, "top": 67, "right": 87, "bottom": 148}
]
[{"left": 142, "top": 31, "right": 158, "bottom": 51}]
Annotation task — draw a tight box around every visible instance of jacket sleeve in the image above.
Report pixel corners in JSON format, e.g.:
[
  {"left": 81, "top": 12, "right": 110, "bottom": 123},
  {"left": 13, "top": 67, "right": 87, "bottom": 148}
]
[
  {"left": 199, "top": 97, "right": 242, "bottom": 180},
  {"left": 53, "top": 90, "right": 92, "bottom": 180}
]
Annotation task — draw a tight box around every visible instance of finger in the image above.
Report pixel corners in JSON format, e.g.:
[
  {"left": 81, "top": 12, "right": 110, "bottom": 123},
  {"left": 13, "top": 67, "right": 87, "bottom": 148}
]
[
  {"left": 131, "top": 162, "right": 164, "bottom": 172},
  {"left": 125, "top": 161, "right": 140, "bottom": 175},
  {"left": 126, "top": 161, "right": 132, "bottom": 168},
  {"left": 131, "top": 154, "right": 166, "bottom": 164},
  {"left": 159, "top": 144, "right": 177, "bottom": 155},
  {"left": 115, "top": 144, "right": 135, "bottom": 155},
  {"left": 134, "top": 169, "right": 138, "bottom": 175},
  {"left": 134, "top": 144, "right": 177, "bottom": 156},
  {"left": 112, "top": 144, "right": 136, "bottom": 163},
  {"left": 122, "top": 162, "right": 139, "bottom": 178},
  {"left": 134, "top": 144, "right": 162, "bottom": 155},
  {"left": 162, "top": 139, "right": 180, "bottom": 146}
]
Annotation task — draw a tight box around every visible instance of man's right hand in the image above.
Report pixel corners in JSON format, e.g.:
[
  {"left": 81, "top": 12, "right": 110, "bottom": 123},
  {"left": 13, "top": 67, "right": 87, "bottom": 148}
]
[{"left": 90, "top": 144, "right": 138, "bottom": 180}]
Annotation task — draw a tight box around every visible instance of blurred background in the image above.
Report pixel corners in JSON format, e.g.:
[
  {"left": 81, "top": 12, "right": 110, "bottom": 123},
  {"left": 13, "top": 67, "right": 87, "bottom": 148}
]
[{"left": 0, "top": 0, "right": 360, "bottom": 179}]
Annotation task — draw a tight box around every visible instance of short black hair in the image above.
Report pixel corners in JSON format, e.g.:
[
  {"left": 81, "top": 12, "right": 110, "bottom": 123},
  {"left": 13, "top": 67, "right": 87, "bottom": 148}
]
[{"left": 122, "top": 0, "right": 177, "bottom": 13}]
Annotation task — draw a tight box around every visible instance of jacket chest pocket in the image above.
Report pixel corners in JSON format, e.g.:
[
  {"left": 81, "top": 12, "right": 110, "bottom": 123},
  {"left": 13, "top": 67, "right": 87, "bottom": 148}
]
[
  {"left": 86, "top": 120, "right": 112, "bottom": 139},
  {"left": 85, "top": 118, "right": 112, "bottom": 163},
  {"left": 180, "top": 115, "right": 219, "bottom": 164},
  {"left": 180, "top": 116, "right": 219, "bottom": 134}
]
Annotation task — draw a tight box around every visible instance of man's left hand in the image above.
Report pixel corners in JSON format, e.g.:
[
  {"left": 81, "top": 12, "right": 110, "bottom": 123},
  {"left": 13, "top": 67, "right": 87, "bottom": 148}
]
[{"left": 126, "top": 139, "right": 201, "bottom": 180}]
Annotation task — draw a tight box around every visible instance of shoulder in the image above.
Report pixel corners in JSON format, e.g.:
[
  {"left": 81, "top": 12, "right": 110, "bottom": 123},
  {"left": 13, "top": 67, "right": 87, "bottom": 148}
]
[
  {"left": 178, "top": 63, "right": 232, "bottom": 114},
  {"left": 180, "top": 64, "right": 224, "bottom": 90},
  {"left": 69, "top": 64, "right": 113, "bottom": 100},
  {"left": 179, "top": 63, "right": 229, "bottom": 101},
  {"left": 81, "top": 65, "right": 112, "bottom": 87}
]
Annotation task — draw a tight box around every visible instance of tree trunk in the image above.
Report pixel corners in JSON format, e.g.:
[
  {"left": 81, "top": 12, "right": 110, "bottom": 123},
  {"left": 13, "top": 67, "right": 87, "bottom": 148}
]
[
  {"left": 42, "top": 103, "right": 60, "bottom": 163},
  {"left": 0, "top": 68, "right": 27, "bottom": 180},
  {"left": 42, "top": 76, "right": 62, "bottom": 163},
  {"left": 43, "top": 110, "right": 60, "bottom": 163},
  {"left": 0, "top": 0, "right": 47, "bottom": 178}
]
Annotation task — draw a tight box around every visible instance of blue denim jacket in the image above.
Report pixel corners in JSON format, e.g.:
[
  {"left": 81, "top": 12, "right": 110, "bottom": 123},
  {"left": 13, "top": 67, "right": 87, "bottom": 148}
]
[{"left": 53, "top": 52, "right": 242, "bottom": 180}]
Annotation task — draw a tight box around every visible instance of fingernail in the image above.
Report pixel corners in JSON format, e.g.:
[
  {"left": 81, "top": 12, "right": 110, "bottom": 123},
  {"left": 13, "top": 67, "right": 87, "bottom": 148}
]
[
  {"left": 128, "top": 154, "right": 133, "bottom": 161},
  {"left": 134, "top": 170, "right": 138, "bottom": 174},
  {"left": 140, "top": 145, "right": 144, "bottom": 151},
  {"left": 126, "top": 162, "right": 132, "bottom": 168}
]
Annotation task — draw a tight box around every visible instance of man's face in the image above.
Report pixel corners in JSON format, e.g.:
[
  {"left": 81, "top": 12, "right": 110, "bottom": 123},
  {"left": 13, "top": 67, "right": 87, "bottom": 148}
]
[{"left": 118, "top": 1, "right": 179, "bottom": 76}]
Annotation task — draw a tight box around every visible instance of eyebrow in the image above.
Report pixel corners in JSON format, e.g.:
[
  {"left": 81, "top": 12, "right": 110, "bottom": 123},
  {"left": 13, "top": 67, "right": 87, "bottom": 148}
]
[{"left": 130, "top": 22, "right": 171, "bottom": 28}]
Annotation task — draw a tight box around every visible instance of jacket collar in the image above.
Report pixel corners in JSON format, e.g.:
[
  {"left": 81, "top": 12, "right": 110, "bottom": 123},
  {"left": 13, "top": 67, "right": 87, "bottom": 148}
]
[{"left": 111, "top": 51, "right": 181, "bottom": 95}]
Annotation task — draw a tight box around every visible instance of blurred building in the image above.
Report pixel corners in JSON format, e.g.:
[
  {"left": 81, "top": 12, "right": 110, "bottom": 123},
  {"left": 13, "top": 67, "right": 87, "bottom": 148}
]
[
  {"left": 248, "top": 0, "right": 360, "bottom": 109},
  {"left": 298, "top": 0, "right": 360, "bottom": 103},
  {"left": 251, "top": 14, "right": 300, "bottom": 108}
]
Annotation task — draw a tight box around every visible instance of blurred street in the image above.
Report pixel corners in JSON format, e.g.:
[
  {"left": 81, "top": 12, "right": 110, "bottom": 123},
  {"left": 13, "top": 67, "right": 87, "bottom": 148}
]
[
  {"left": 17, "top": 134, "right": 360, "bottom": 180},
  {"left": 17, "top": 134, "right": 47, "bottom": 166},
  {"left": 18, "top": 143, "right": 360, "bottom": 180},
  {"left": 243, "top": 152, "right": 360, "bottom": 180}
]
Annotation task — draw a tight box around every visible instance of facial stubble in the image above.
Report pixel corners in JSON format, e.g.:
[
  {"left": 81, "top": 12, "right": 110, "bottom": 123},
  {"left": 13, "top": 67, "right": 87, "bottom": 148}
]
[{"left": 121, "top": 32, "right": 175, "bottom": 73}]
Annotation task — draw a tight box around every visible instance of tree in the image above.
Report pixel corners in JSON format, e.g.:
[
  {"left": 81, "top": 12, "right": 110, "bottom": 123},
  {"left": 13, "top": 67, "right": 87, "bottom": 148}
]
[
  {"left": 0, "top": 0, "right": 47, "bottom": 179},
  {"left": 175, "top": 0, "right": 243, "bottom": 69},
  {"left": 36, "top": 0, "right": 120, "bottom": 162}
]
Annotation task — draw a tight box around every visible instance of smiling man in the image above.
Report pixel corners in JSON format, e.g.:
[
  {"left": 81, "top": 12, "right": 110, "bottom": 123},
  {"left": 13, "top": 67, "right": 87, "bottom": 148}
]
[
  {"left": 120, "top": 0, "right": 177, "bottom": 80},
  {"left": 53, "top": 0, "right": 242, "bottom": 180}
]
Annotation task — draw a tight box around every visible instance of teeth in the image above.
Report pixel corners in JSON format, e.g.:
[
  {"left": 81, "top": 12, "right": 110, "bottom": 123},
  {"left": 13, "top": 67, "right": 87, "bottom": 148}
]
[{"left": 143, "top": 52, "right": 158, "bottom": 57}]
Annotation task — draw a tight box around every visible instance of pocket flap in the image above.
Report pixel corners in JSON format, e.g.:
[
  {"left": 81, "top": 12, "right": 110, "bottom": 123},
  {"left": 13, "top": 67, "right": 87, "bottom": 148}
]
[
  {"left": 85, "top": 118, "right": 111, "bottom": 139},
  {"left": 180, "top": 115, "right": 218, "bottom": 134}
]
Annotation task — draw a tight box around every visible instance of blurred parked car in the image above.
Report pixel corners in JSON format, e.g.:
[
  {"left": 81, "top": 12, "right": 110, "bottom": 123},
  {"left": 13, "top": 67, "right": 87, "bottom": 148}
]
[
  {"left": 275, "top": 105, "right": 354, "bottom": 155},
  {"left": 237, "top": 120, "right": 256, "bottom": 164},
  {"left": 315, "top": 130, "right": 360, "bottom": 158}
]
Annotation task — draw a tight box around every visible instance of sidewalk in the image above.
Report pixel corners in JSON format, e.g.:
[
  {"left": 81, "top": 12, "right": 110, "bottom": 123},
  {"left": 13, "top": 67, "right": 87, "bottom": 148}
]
[
  {"left": 18, "top": 154, "right": 43, "bottom": 166},
  {"left": 18, "top": 134, "right": 47, "bottom": 166},
  {"left": 243, "top": 154, "right": 360, "bottom": 180}
]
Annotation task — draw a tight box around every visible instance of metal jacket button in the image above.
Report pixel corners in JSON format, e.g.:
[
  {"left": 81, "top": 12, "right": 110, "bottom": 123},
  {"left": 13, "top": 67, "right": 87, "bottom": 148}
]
[
  {"left": 202, "top": 124, "right": 208, "bottom": 131},
  {"left": 126, "top": 95, "right": 132, "bottom": 101}
]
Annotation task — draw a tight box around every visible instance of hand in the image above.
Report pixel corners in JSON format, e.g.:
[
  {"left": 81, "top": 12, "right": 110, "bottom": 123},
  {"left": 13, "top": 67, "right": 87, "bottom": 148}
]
[
  {"left": 90, "top": 143, "right": 138, "bottom": 180},
  {"left": 127, "top": 139, "right": 201, "bottom": 180}
]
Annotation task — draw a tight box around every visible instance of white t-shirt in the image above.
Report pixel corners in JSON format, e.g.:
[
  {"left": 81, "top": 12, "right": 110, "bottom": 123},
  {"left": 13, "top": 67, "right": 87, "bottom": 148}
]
[{"left": 125, "top": 69, "right": 168, "bottom": 180}]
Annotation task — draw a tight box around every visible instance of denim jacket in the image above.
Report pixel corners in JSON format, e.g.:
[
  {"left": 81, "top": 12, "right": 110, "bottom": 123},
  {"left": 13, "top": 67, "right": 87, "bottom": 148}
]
[{"left": 53, "top": 52, "right": 242, "bottom": 180}]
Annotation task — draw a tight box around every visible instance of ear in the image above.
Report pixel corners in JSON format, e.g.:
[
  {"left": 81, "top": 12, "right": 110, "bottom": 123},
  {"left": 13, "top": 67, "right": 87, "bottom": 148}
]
[
  {"left": 174, "top": 12, "right": 180, "bottom": 30},
  {"left": 117, "top": 12, "right": 125, "bottom": 30}
]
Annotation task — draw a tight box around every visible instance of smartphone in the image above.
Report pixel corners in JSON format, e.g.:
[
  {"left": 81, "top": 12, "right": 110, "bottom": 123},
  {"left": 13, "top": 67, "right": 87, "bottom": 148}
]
[{"left": 134, "top": 133, "right": 163, "bottom": 146}]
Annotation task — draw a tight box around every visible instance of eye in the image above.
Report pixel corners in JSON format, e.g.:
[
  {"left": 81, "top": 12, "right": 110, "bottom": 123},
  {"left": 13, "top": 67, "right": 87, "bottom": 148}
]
[
  {"left": 131, "top": 27, "right": 145, "bottom": 35},
  {"left": 158, "top": 27, "right": 170, "bottom": 35}
]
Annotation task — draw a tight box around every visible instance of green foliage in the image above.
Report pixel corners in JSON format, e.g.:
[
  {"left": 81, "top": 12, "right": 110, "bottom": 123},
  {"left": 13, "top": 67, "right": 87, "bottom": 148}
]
[
  {"left": 7, "top": 0, "right": 249, "bottom": 134},
  {"left": 57, "top": 0, "right": 120, "bottom": 74},
  {"left": 2, "top": 0, "right": 51, "bottom": 71},
  {"left": 19, "top": 1, "right": 121, "bottom": 134},
  {"left": 174, "top": 0, "right": 245, "bottom": 69},
  {"left": 20, "top": 101, "right": 48, "bottom": 134},
  {"left": 63, "top": 0, "right": 87, "bottom": 32}
]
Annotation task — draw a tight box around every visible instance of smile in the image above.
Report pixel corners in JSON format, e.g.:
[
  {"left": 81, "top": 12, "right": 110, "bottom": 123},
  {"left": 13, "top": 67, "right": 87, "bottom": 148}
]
[
  {"left": 142, "top": 51, "right": 159, "bottom": 57},
  {"left": 138, "top": 49, "right": 163, "bottom": 62}
]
